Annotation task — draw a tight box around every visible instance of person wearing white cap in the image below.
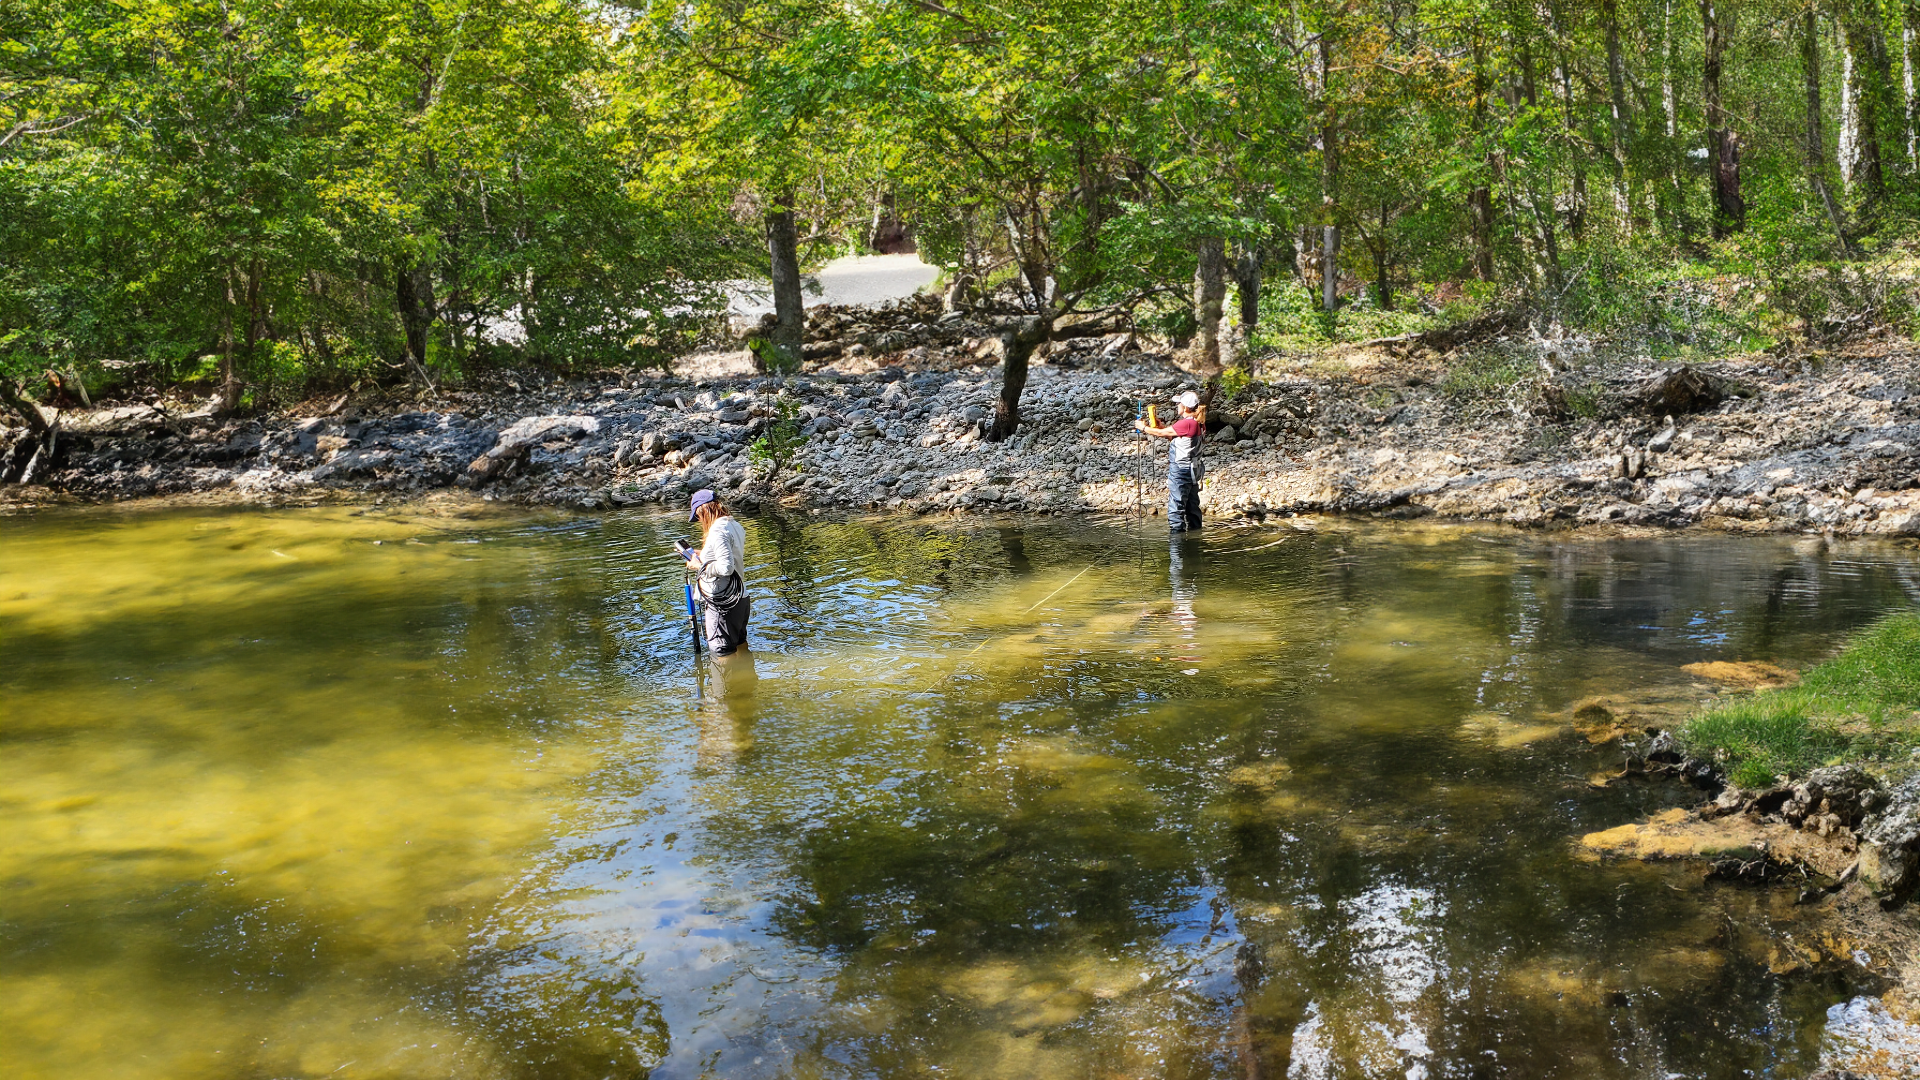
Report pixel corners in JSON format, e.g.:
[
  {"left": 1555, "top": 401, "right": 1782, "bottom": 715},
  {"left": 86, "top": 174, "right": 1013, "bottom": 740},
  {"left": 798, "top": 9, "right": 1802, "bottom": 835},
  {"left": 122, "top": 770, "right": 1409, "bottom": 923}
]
[
  {"left": 1134, "top": 390, "right": 1206, "bottom": 533},
  {"left": 680, "top": 488, "right": 752, "bottom": 655}
]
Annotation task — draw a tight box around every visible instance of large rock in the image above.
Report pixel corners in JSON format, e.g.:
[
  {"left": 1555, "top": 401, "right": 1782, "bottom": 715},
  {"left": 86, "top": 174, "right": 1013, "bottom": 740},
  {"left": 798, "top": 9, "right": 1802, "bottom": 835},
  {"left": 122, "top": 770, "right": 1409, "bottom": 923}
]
[
  {"left": 1633, "top": 366, "right": 1726, "bottom": 416},
  {"left": 1782, "top": 764, "right": 1884, "bottom": 834},
  {"left": 1859, "top": 775, "right": 1920, "bottom": 897},
  {"left": 311, "top": 449, "right": 392, "bottom": 481},
  {"left": 463, "top": 415, "right": 600, "bottom": 486}
]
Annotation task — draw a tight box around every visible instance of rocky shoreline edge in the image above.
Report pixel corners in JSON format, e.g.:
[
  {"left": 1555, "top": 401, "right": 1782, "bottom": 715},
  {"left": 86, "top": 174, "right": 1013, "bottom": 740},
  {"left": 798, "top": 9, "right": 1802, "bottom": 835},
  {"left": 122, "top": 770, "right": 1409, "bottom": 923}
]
[
  {"left": 4, "top": 307, "right": 1920, "bottom": 530},
  {"left": 1574, "top": 682, "right": 1920, "bottom": 1076}
]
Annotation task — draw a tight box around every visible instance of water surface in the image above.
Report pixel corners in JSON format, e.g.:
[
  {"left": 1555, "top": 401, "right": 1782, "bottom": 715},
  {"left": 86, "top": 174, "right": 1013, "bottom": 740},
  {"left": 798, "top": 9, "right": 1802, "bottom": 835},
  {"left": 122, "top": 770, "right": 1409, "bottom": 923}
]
[{"left": 6, "top": 505, "right": 1918, "bottom": 1079}]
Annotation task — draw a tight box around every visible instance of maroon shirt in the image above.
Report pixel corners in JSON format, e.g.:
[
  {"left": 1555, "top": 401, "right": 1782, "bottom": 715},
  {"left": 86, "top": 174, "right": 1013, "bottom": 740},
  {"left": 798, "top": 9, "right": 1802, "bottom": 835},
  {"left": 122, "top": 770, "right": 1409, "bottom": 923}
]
[{"left": 1169, "top": 416, "right": 1202, "bottom": 465}]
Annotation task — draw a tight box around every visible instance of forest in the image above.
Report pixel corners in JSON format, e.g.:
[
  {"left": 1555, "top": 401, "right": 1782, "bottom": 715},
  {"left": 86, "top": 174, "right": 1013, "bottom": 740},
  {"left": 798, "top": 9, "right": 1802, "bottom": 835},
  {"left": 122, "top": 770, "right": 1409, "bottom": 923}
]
[{"left": 3, "top": 0, "right": 1917, "bottom": 422}]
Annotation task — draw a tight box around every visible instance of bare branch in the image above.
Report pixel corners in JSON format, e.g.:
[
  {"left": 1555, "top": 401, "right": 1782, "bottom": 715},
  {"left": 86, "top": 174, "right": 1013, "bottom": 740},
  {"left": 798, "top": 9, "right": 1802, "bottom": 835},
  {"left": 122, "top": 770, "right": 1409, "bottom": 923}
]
[{"left": 0, "top": 113, "right": 93, "bottom": 149}]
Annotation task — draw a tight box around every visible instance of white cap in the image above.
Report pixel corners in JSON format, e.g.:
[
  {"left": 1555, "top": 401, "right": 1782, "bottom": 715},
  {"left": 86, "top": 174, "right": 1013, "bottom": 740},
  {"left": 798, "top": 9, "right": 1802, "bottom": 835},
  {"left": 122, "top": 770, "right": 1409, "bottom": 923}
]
[{"left": 1178, "top": 391, "right": 1200, "bottom": 409}]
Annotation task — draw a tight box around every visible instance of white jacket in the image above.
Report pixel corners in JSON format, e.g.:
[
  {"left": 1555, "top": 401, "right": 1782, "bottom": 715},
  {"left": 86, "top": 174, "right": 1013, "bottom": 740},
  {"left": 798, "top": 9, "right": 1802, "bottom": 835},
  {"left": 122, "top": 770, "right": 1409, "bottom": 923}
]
[{"left": 695, "top": 516, "right": 747, "bottom": 588}]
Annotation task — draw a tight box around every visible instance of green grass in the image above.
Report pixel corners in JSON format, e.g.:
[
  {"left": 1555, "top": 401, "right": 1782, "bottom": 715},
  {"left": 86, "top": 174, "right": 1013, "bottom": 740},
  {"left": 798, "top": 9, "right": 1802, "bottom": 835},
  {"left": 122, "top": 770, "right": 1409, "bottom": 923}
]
[{"left": 1678, "top": 612, "right": 1920, "bottom": 788}]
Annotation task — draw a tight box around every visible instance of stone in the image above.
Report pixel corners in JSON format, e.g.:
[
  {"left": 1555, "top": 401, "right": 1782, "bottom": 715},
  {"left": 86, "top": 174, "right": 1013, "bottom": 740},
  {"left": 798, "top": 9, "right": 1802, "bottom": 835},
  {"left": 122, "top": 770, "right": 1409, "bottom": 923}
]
[
  {"left": 312, "top": 449, "right": 391, "bottom": 480},
  {"left": 1634, "top": 366, "right": 1724, "bottom": 416},
  {"left": 1781, "top": 765, "right": 1882, "bottom": 830},
  {"left": 1859, "top": 775, "right": 1920, "bottom": 896}
]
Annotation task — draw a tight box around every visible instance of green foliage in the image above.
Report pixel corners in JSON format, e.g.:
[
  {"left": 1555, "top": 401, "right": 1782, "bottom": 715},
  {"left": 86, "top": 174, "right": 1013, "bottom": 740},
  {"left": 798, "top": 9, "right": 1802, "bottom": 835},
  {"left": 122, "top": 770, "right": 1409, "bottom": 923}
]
[
  {"left": 4, "top": 0, "right": 1919, "bottom": 411},
  {"left": 748, "top": 396, "right": 806, "bottom": 481},
  {"left": 1217, "top": 367, "right": 1252, "bottom": 402},
  {"left": 1553, "top": 238, "right": 1767, "bottom": 356},
  {"left": 1565, "top": 381, "right": 1605, "bottom": 420},
  {"left": 0, "top": 0, "right": 758, "bottom": 404},
  {"left": 1679, "top": 613, "right": 1920, "bottom": 787},
  {"left": 1248, "top": 281, "right": 1337, "bottom": 349},
  {"left": 748, "top": 337, "right": 802, "bottom": 375}
]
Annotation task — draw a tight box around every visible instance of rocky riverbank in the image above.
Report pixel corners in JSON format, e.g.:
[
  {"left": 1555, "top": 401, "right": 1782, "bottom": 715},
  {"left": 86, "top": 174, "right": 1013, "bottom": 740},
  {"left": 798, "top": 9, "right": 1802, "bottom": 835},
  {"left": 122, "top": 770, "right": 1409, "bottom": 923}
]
[
  {"left": 1575, "top": 684, "right": 1920, "bottom": 1079},
  {"left": 5, "top": 302, "right": 1919, "bottom": 534}
]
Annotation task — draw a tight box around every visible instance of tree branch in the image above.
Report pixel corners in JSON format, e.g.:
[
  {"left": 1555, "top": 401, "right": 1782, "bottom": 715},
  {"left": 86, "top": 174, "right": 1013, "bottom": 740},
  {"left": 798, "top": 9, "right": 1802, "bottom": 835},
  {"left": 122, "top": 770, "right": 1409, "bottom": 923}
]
[{"left": 0, "top": 113, "right": 93, "bottom": 149}]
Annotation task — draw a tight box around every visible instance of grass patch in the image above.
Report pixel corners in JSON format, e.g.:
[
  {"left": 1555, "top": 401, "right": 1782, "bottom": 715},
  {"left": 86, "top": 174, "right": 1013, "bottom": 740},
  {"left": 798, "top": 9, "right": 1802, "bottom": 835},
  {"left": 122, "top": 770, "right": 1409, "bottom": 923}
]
[{"left": 1678, "top": 612, "right": 1920, "bottom": 788}]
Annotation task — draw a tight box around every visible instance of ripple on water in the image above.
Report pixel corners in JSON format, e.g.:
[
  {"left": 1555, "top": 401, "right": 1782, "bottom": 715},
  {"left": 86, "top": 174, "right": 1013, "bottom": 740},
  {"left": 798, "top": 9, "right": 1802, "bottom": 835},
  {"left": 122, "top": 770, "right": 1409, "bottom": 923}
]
[{"left": 4, "top": 508, "right": 1919, "bottom": 1080}]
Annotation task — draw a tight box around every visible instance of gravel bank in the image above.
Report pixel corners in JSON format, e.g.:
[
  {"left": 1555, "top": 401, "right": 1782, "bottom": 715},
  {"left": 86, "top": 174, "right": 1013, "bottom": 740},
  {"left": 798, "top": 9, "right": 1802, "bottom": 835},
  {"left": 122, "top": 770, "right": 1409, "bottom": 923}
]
[{"left": 7, "top": 320, "right": 1920, "bottom": 535}]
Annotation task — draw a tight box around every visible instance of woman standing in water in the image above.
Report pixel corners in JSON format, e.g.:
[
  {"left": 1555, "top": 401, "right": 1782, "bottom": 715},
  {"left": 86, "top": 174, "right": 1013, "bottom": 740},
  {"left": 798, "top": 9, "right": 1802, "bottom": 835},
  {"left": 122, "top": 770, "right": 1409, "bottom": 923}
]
[
  {"left": 682, "top": 489, "right": 752, "bottom": 656},
  {"left": 1134, "top": 390, "right": 1206, "bottom": 534}
]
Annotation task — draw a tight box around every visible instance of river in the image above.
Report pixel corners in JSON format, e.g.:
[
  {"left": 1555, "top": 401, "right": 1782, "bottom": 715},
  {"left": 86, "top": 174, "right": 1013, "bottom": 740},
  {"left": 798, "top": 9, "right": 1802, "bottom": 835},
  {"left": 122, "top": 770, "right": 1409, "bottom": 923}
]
[{"left": 5, "top": 505, "right": 1919, "bottom": 1079}]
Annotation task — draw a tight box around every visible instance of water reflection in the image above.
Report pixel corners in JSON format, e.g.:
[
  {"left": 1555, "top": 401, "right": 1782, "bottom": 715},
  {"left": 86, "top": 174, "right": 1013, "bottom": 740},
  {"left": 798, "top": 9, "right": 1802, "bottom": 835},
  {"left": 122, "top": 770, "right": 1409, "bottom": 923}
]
[
  {"left": 696, "top": 650, "right": 760, "bottom": 768},
  {"left": 3, "top": 507, "right": 1917, "bottom": 1079}
]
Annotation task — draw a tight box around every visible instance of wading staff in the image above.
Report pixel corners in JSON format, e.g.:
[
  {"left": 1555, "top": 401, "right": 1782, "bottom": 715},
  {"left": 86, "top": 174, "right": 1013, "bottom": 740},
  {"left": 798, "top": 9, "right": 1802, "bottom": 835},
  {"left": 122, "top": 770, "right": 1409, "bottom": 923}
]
[
  {"left": 1121, "top": 401, "right": 1136, "bottom": 522},
  {"left": 684, "top": 570, "right": 702, "bottom": 657},
  {"left": 676, "top": 540, "right": 702, "bottom": 657}
]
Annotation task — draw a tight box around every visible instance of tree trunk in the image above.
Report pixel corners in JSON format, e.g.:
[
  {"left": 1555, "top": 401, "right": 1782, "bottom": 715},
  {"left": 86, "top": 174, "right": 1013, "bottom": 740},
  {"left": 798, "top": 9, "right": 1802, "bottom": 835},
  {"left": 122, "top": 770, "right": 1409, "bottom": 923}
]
[
  {"left": 764, "top": 188, "right": 804, "bottom": 370},
  {"left": 1905, "top": 2, "right": 1918, "bottom": 166},
  {"left": 1804, "top": 9, "right": 1857, "bottom": 255},
  {"left": 1805, "top": 8, "right": 1827, "bottom": 175},
  {"left": 1514, "top": 47, "right": 1563, "bottom": 292},
  {"left": 395, "top": 260, "right": 437, "bottom": 387},
  {"left": 1318, "top": 30, "right": 1340, "bottom": 315},
  {"left": 239, "top": 258, "right": 263, "bottom": 410},
  {"left": 1372, "top": 202, "right": 1392, "bottom": 311},
  {"left": 1840, "top": 13, "right": 1859, "bottom": 187},
  {"left": 1320, "top": 224, "right": 1340, "bottom": 313},
  {"left": 989, "top": 316, "right": 1048, "bottom": 442},
  {"left": 1191, "top": 237, "right": 1227, "bottom": 370},
  {"left": 1662, "top": 0, "right": 1679, "bottom": 138},
  {"left": 1602, "top": 0, "right": 1635, "bottom": 228},
  {"left": 1661, "top": 0, "right": 1692, "bottom": 241},
  {"left": 219, "top": 267, "right": 241, "bottom": 413},
  {"left": 0, "top": 378, "right": 50, "bottom": 437},
  {"left": 1842, "top": 1, "right": 1891, "bottom": 207},
  {"left": 1233, "top": 243, "right": 1261, "bottom": 331},
  {"left": 1701, "top": 0, "right": 1745, "bottom": 237},
  {"left": 1469, "top": 36, "right": 1496, "bottom": 281}
]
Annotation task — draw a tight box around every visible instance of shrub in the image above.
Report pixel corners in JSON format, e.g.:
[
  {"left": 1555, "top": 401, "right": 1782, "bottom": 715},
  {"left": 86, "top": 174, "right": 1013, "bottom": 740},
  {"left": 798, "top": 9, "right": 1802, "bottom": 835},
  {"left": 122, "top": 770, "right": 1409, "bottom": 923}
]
[{"left": 748, "top": 396, "right": 806, "bottom": 480}]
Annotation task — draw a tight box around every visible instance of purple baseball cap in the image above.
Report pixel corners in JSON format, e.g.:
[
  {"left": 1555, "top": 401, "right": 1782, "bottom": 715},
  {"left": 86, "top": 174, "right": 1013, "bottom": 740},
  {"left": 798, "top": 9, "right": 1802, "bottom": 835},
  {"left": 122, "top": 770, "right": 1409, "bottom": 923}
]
[{"left": 688, "top": 488, "right": 716, "bottom": 521}]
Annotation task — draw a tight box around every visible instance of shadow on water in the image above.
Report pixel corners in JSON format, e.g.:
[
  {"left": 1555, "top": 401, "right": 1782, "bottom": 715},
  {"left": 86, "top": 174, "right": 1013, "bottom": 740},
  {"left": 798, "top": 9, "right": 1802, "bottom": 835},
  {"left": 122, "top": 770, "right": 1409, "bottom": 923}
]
[{"left": 4, "top": 505, "right": 1917, "bottom": 1078}]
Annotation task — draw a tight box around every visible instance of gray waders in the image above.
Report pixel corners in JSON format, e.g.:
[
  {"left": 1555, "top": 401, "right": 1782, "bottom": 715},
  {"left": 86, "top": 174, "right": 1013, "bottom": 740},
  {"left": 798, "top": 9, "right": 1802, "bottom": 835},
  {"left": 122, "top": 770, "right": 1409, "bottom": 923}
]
[{"left": 700, "top": 573, "right": 751, "bottom": 656}]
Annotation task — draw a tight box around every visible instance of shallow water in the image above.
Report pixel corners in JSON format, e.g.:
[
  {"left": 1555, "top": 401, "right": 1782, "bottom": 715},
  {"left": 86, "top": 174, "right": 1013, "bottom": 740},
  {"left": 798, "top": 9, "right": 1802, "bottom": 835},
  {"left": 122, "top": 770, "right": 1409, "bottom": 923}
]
[{"left": 5, "top": 505, "right": 1919, "bottom": 1080}]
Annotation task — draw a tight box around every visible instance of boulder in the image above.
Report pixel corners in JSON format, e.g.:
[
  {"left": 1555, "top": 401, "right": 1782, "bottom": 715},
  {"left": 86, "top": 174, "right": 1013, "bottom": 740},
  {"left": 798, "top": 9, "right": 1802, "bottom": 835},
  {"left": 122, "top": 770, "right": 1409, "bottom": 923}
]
[
  {"left": 463, "top": 414, "right": 600, "bottom": 486},
  {"left": 312, "top": 449, "right": 392, "bottom": 481},
  {"left": 1633, "top": 366, "right": 1725, "bottom": 417},
  {"left": 1781, "top": 764, "right": 1884, "bottom": 833},
  {"left": 1859, "top": 774, "right": 1920, "bottom": 897}
]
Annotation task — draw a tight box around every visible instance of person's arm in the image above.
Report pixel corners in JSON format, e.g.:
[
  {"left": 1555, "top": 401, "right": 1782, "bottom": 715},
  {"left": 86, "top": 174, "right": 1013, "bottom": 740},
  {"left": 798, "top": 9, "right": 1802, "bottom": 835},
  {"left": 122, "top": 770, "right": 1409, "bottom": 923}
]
[{"left": 1134, "top": 419, "right": 1177, "bottom": 438}]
